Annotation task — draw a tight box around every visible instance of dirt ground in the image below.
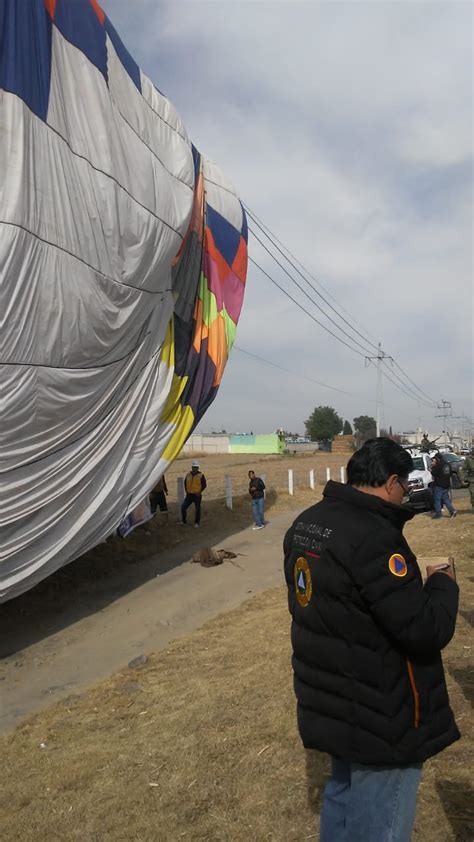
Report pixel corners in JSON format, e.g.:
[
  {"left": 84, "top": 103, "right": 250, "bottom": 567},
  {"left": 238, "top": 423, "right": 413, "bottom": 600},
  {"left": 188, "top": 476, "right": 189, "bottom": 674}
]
[
  {"left": 0, "top": 499, "right": 304, "bottom": 732},
  {"left": 0, "top": 452, "right": 346, "bottom": 642},
  {"left": 0, "top": 451, "right": 347, "bottom": 686},
  {"left": 0, "top": 472, "right": 472, "bottom": 841},
  {"left": 0, "top": 460, "right": 331, "bottom": 732}
]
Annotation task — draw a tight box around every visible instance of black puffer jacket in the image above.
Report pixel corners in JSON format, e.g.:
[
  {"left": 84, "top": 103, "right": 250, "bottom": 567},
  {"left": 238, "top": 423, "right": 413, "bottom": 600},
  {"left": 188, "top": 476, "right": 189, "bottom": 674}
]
[
  {"left": 283, "top": 481, "right": 460, "bottom": 765},
  {"left": 431, "top": 458, "right": 451, "bottom": 489}
]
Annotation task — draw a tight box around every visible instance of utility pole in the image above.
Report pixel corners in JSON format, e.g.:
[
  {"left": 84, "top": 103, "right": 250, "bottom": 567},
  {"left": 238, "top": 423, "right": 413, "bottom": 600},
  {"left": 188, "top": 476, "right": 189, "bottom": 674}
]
[
  {"left": 365, "top": 343, "right": 392, "bottom": 436},
  {"left": 435, "top": 400, "right": 452, "bottom": 449},
  {"left": 452, "top": 412, "right": 470, "bottom": 448}
]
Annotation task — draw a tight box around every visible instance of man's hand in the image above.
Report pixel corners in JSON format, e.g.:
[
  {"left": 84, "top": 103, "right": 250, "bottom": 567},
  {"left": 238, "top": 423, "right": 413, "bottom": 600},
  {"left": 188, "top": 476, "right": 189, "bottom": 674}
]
[{"left": 426, "top": 562, "right": 456, "bottom": 582}]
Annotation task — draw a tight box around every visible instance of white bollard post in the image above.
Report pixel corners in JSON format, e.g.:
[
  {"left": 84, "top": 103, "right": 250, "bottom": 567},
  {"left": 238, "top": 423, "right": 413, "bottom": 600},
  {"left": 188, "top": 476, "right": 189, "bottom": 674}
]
[
  {"left": 224, "top": 474, "right": 233, "bottom": 510},
  {"left": 326, "top": 467, "right": 331, "bottom": 482},
  {"left": 288, "top": 469, "right": 294, "bottom": 496},
  {"left": 177, "top": 477, "right": 185, "bottom": 505},
  {"left": 309, "top": 469, "right": 315, "bottom": 490},
  {"left": 340, "top": 466, "right": 346, "bottom": 483}
]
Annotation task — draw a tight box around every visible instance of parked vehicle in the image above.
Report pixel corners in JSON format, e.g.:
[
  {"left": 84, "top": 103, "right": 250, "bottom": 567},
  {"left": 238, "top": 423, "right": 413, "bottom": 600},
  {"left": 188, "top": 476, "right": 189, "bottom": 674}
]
[
  {"left": 441, "top": 452, "right": 465, "bottom": 488},
  {"left": 406, "top": 452, "right": 434, "bottom": 510},
  {"left": 401, "top": 446, "right": 465, "bottom": 504}
]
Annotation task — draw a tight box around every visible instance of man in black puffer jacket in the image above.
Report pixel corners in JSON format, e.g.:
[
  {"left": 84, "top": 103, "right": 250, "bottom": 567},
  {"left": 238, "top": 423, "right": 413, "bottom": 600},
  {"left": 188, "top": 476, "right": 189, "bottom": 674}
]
[
  {"left": 283, "top": 438, "right": 459, "bottom": 842},
  {"left": 431, "top": 452, "right": 457, "bottom": 519}
]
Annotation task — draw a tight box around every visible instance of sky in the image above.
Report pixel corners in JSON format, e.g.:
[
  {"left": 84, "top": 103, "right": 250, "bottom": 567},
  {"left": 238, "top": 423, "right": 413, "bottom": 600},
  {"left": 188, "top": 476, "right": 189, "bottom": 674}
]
[{"left": 103, "top": 0, "right": 473, "bottom": 437}]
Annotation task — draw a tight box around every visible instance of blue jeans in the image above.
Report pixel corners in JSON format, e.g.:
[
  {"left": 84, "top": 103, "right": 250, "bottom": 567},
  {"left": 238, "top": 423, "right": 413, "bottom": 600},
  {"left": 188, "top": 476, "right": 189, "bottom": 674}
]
[
  {"left": 320, "top": 758, "right": 422, "bottom": 842},
  {"left": 251, "top": 497, "right": 265, "bottom": 526},
  {"left": 181, "top": 493, "right": 201, "bottom": 524},
  {"left": 433, "top": 485, "right": 454, "bottom": 516}
]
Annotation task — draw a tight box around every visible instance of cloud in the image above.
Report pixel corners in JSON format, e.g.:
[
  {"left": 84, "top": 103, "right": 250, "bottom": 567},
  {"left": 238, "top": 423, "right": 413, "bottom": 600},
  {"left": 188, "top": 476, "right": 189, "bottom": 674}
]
[{"left": 102, "top": 0, "right": 473, "bottom": 435}]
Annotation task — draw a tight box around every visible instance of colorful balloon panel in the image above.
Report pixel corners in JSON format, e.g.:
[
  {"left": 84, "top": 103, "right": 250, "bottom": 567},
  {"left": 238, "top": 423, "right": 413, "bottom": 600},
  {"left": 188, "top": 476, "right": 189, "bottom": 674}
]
[{"left": 0, "top": 0, "right": 247, "bottom": 601}]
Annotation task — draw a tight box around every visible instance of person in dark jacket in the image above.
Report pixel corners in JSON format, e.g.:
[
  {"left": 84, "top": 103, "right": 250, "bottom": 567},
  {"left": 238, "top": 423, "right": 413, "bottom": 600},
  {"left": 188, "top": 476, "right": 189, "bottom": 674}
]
[
  {"left": 248, "top": 470, "right": 266, "bottom": 530},
  {"left": 431, "top": 453, "right": 457, "bottom": 519},
  {"left": 461, "top": 449, "right": 474, "bottom": 508},
  {"left": 283, "top": 438, "right": 459, "bottom": 842},
  {"left": 180, "top": 461, "right": 207, "bottom": 528},
  {"left": 150, "top": 474, "right": 168, "bottom": 515}
]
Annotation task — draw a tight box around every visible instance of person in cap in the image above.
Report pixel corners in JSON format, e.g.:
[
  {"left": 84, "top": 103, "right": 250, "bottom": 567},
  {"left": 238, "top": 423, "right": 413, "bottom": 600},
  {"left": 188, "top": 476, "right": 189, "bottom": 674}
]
[
  {"left": 181, "top": 461, "right": 207, "bottom": 528},
  {"left": 283, "top": 438, "right": 459, "bottom": 841}
]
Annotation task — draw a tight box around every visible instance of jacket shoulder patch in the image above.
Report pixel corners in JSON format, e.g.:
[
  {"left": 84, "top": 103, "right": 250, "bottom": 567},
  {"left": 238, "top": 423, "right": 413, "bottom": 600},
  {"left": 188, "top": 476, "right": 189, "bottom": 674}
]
[
  {"left": 294, "top": 556, "right": 313, "bottom": 606},
  {"left": 388, "top": 553, "right": 407, "bottom": 577}
]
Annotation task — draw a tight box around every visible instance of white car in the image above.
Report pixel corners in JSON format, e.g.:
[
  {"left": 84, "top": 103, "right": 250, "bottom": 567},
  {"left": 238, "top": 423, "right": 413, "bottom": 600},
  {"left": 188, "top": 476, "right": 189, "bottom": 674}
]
[{"left": 406, "top": 451, "right": 434, "bottom": 510}]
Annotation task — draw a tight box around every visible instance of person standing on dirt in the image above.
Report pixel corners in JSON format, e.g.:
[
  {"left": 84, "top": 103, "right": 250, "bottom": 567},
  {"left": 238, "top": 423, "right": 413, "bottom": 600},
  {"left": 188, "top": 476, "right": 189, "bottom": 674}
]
[
  {"left": 283, "top": 438, "right": 459, "bottom": 842},
  {"left": 150, "top": 474, "right": 168, "bottom": 516},
  {"left": 461, "top": 449, "right": 474, "bottom": 509},
  {"left": 181, "top": 461, "right": 207, "bottom": 528},
  {"left": 248, "top": 470, "right": 265, "bottom": 530},
  {"left": 431, "top": 453, "right": 457, "bottom": 519}
]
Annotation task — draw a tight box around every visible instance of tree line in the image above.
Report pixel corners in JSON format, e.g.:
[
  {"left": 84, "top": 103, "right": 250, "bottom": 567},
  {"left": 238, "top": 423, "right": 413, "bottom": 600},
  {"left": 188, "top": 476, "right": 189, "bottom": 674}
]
[{"left": 304, "top": 406, "right": 401, "bottom": 447}]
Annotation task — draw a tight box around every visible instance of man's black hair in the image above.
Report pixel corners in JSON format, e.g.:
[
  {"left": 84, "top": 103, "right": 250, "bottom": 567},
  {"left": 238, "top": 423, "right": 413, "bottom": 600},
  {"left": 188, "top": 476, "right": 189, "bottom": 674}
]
[{"left": 347, "top": 438, "right": 414, "bottom": 487}]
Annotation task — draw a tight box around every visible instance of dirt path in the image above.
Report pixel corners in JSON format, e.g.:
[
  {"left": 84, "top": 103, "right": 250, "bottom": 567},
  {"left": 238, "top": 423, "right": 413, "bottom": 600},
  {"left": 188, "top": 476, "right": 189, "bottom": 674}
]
[{"left": 0, "top": 509, "right": 299, "bottom": 733}]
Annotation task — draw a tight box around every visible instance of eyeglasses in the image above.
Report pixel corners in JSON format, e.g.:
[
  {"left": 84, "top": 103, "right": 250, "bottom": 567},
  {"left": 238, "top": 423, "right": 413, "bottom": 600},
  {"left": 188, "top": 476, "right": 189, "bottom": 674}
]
[{"left": 396, "top": 478, "right": 410, "bottom": 495}]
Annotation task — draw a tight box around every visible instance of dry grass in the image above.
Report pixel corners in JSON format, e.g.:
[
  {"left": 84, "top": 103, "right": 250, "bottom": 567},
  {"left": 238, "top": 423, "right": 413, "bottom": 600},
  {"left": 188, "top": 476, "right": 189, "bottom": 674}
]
[{"left": 0, "top": 501, "right": 472, "bottom": 841}]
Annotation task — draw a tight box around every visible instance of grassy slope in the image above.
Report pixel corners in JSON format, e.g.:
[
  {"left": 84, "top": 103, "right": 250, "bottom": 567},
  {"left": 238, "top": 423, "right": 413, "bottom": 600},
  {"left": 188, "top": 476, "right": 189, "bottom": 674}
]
[{"left": 1, "top": 501, "right": 472, "bottom": 841}]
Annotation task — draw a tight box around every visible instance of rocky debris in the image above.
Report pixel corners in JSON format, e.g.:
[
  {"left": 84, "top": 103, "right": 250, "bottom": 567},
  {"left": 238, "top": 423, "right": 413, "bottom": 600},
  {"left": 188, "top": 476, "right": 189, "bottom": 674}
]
[
  {"left": 122, "top": 681, "right": 143, "bottom": 694},
  {"left": 128, "top": 654, "right": 148, "bottom": 669}
]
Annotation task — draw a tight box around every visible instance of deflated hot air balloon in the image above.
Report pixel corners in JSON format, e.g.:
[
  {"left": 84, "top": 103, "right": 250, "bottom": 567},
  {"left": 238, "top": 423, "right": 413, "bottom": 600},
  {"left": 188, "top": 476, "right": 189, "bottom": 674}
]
[{"left": 0, "top": 0, "right": 247, "bottom": 601}]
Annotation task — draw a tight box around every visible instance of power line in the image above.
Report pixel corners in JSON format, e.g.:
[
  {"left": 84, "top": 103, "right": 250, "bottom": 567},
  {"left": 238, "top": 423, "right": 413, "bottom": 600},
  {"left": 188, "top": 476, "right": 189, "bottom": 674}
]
[
  {"left": 380, "top": 359, "right": 437, "bottom": 408},
  {"left": 380, "top": 365, "right": 436, "bottom": 408},
  {"left": 233, "top": 346, "right": 350, "bottom": 394},
  {"left": 390, "top": 359, "right": 439, "bottom": 407},
  {"left": 245, "top": 204, "right": 441, "bottom": 409},
  {"left": 248, "top": 256, "right": 368, "bottom": 358},
  {"left": 248, "top": 256, "right": 439, "bottom": 410},
  {"left": 233, "top": 344, "right": 422, "bottom": 419},
  {"left": 249, "top": 226, "right": 375, "bottom": 357},
  {"left": 244, "top": 202, "right": 382, "bottom": 349},
  {"left": 248, "top": 256, "right": 372, "bottom": 359},
  {"left": 247, "top": 206, "right": 382, "bottom": 355}
]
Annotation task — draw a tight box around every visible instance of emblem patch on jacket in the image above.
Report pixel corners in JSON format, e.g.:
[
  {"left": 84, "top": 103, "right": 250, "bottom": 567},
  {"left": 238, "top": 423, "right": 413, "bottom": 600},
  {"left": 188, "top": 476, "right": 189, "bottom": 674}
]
[
  {"left": 388, "top": 553, "right": 407, "bottom": 577},
  {"left": 294, "top": 556, "right": 312, "bottom": 607}
]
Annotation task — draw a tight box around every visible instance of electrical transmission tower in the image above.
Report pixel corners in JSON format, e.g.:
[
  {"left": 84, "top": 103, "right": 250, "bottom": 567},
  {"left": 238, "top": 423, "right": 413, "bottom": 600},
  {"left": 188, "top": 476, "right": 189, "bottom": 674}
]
[{"left": 452, "top": 412, "right": 471, "bottom": 449}]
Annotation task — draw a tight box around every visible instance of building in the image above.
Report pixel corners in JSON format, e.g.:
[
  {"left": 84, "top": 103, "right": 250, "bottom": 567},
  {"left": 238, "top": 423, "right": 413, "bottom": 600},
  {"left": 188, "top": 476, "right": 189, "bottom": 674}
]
[
  {"left": 181, "top": 432, "right": 286, "bottom": 455},
  {"left": 401, "top": 427, "right": 465, "bottom": 452},
  {"left": 181, "top": 434, "right": 230, "bottom": 454}
]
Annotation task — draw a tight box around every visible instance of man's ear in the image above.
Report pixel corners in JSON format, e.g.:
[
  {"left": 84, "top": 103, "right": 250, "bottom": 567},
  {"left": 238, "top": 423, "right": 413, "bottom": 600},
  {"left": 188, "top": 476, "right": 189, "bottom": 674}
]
[{"left": 386, "top": 474, "right": 398, "bottom": 493}]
